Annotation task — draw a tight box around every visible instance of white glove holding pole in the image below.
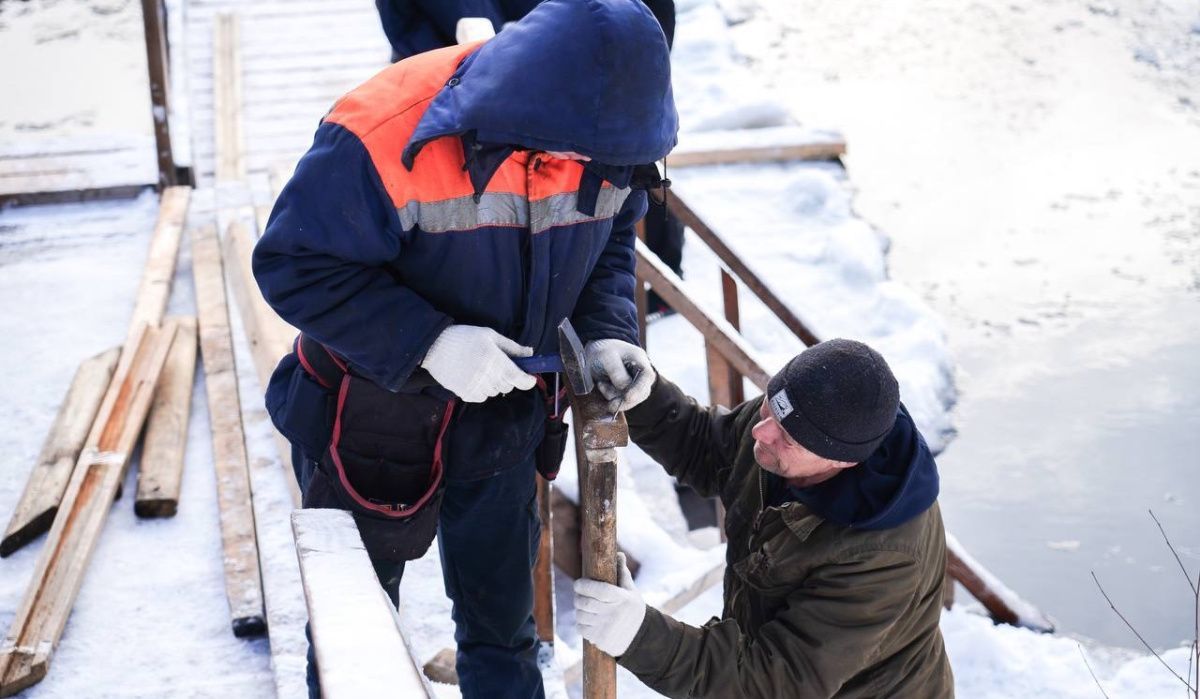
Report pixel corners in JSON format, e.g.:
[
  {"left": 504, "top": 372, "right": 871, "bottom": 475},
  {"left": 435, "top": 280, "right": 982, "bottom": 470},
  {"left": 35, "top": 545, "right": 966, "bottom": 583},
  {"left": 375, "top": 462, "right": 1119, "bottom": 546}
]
[
  {"left": 420, "top": 325, "right": 536, "bottom": 402},
  {"left": 584, "top": 339, "right": 655, "bottom": 412},
  {"left": 573, "top": 552, "right": 646, "bottom": 658}
]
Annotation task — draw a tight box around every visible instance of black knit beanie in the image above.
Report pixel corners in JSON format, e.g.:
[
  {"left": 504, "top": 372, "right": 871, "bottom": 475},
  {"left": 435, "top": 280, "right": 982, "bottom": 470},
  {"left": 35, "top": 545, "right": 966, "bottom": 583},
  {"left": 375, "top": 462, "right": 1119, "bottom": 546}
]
[{"left": 765, "top": 339, "right": 900, "bottom": 463}]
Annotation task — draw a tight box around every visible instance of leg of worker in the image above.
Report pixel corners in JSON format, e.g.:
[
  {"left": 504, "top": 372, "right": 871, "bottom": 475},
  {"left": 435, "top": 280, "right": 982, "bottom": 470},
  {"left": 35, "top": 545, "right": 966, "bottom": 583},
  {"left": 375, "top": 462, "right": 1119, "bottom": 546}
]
[{"left": 439, "top": 455, "right": 544, "bottom": 699}]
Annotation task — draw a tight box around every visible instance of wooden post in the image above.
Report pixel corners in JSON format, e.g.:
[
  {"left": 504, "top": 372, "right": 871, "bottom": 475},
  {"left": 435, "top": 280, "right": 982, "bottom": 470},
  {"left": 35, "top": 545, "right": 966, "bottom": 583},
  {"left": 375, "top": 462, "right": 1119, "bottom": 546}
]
[
  {"left": 191, "top": 222, "right": 266, "bottom": 637},
  {"left": 634, "top": 220, "right": 649, "bottom": 350},
  {"left": 136, "top": 316, "right": 198, "bottom": 517},
  {"left": 0, "top": 323, "right": 177, "bottom": 696},
  {"left": 566, "top": 389, "right": 627, "bottom": 699},
  {"left": 0, "top": 347, "right": 120, "bottom": 557},
  {"left": 140, "top": 0, "right": 176, "bottom": 187},
  {"left": 533, "top": 475, "right": 555, "bottom": 646}
]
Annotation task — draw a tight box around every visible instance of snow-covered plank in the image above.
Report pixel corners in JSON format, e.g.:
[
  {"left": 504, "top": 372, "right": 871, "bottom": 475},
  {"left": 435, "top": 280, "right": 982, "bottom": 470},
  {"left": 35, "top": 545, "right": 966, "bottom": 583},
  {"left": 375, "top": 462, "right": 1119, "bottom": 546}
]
[
  {"left": 221, "top": 219, "right": 301, "bottom": 507},
  {"left": 125, "top": 187, "right": 192, "bottom": 352},
  {"left": 0, "top": 346, "right": 119, "bottom": 557},
  {"left": 671, "top": 126, "right": 846, "bottom": 167},
  {"left": 135, "top": 316, "right": 198, "bottom": 518},
  {"left": 0, "top": 322, "right": 177, "bottom": 697},
  {"left": 292, "top": 509, "right": 434, "bottom": 699},
  {"left": 212, "top": 13, "right": 246, "bottom": 184},
  {"left": 190, "top": 221, "right": 266, "bottom": 637}
]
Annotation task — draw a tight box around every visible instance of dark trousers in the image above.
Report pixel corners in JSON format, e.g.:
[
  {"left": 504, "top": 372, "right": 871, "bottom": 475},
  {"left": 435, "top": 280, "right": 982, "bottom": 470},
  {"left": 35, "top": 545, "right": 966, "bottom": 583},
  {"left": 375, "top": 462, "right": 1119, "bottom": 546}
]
[{"left": 295, "top": 447, "right": 545, "bottom": 699}]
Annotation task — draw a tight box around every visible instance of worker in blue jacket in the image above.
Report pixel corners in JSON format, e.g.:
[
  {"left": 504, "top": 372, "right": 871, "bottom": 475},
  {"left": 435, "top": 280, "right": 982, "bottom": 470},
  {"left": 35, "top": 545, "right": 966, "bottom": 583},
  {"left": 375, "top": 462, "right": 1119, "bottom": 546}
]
[{"left": 252, "top": 1, "right": 676, "bottom": 697}]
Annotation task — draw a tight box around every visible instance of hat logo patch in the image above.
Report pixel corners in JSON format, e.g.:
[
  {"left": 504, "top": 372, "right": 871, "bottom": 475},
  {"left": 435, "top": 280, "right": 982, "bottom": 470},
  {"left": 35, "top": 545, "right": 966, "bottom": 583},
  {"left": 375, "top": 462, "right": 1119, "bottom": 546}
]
[{"left": 769, "top": 390, "right": 793, "bottom": 420}]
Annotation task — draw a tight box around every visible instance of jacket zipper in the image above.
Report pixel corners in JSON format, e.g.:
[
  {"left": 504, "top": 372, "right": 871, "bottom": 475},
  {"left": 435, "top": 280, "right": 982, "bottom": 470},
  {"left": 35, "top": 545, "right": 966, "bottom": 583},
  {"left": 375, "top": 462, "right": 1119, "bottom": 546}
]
[{"left": 752, "top": 467, "right": 766, "bottom": 552}]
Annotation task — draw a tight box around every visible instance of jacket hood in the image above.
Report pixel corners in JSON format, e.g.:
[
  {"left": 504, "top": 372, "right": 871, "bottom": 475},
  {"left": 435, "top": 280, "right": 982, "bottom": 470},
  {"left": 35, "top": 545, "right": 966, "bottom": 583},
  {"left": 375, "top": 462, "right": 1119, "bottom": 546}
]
[
  {"left": 782, "top": 403, "right": 940, "bottom": 531},
  {"left": 402, "top": 0, "right": 678, "bottom": 169}
]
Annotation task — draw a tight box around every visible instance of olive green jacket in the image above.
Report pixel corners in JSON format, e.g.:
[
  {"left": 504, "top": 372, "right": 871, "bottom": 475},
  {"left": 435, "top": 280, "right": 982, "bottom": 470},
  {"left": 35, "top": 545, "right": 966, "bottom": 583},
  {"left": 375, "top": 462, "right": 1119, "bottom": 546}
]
[{"left": 617, "top": 377, "right": 954, "bottom": 698}]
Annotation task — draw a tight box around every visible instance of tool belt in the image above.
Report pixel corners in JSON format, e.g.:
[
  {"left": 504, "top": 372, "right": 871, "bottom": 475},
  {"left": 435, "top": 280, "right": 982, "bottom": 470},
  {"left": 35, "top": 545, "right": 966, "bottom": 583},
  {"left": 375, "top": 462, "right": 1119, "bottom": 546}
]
[
  {"left": 294, "top": 334, "right": 454, "bottom": 562},
  {"left": 534, "top": 374, "right": 570, "bottom": 481}
]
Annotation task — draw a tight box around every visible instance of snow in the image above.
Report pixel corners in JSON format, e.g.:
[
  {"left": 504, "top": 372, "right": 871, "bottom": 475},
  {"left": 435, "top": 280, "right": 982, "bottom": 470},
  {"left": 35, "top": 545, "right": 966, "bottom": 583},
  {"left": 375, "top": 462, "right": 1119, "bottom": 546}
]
[{"left": 0, "top": 0, "right": 1196, "bottom": 697}]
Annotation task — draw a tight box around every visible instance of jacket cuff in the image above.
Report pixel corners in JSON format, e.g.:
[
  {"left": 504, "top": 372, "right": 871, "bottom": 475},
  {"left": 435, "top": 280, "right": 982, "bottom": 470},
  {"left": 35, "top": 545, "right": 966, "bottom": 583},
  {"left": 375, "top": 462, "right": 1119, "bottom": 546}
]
[
  {"left": 616, "top": 605, "right": 681, "bottom": 682},
  {"left": 624, "top": 373, "right": 679, "bottom": 430}
]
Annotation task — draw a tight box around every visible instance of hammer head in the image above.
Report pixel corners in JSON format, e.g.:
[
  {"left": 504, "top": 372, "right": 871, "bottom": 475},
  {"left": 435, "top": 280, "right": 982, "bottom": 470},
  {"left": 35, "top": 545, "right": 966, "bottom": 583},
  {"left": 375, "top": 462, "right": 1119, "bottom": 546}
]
[{"left": 557, "top": 318, "right": 593, "bottom": 396}]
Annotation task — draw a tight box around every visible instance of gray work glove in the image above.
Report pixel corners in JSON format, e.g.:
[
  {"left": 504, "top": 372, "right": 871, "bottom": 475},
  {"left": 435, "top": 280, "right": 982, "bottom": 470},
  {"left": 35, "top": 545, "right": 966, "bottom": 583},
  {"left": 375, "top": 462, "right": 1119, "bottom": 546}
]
[
  {"left": 583, "top": 339, "right": 655, "bottom": 412},
  {"left": 573, "top": 552, "right": 646, "bottom": 658},
  {"left": 421, "top": 325, "right": 536, "bottom": 402}
]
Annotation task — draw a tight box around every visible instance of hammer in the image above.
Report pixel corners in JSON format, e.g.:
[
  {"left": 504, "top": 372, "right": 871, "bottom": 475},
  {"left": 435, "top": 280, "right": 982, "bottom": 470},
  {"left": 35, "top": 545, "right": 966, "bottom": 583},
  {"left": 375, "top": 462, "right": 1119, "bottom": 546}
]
[{"left": 558, "top": 319, "right": 627, "bottom": 699}]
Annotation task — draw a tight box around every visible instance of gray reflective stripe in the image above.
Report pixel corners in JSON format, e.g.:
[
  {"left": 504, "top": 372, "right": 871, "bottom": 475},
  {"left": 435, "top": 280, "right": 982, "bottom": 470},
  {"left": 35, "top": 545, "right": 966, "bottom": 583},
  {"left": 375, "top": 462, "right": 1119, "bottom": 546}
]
[
  {"left": 396, "top": 192, "right": 527, "bottom": 233},
  {"left": 530, "top": 187, "right": 631, "bottom": 235},
  {"left": 396, "top": 187, "right": 631, "bottom": 234}
]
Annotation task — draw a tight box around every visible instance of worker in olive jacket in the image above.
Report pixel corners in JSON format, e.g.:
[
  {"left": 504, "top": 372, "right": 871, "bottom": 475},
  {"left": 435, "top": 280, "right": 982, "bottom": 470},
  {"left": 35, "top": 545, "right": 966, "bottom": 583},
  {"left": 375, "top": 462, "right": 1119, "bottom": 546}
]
[{"left": 574, "top": 339, "right": 954, "bottom": 698}]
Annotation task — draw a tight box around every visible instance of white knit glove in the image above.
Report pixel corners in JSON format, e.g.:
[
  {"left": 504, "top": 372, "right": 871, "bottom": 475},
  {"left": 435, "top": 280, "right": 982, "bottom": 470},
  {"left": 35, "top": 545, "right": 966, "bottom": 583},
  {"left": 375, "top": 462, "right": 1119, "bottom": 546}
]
[
  {"left": 573, "top": 553, "right": 646, "bottom": 658},
  {"left": 584, "top": 339, "right": 655, "bottom": 412},
  {"left": 420, "top": 325, "right": 536, "bottom": 402}
]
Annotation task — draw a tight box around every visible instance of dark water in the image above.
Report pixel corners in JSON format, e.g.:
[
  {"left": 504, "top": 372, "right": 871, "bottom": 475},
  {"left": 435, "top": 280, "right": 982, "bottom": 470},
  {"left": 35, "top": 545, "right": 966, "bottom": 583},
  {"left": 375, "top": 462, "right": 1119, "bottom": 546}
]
[{"left": 938, "top": 291, "right": 1200, "bottom": 651}]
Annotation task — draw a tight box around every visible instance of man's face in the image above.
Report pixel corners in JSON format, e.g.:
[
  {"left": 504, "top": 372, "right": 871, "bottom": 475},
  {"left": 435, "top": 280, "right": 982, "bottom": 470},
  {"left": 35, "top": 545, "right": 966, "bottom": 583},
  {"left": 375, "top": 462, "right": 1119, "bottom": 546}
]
[{"left": 751, "top": 400, "right": 854, "bottom": 484}]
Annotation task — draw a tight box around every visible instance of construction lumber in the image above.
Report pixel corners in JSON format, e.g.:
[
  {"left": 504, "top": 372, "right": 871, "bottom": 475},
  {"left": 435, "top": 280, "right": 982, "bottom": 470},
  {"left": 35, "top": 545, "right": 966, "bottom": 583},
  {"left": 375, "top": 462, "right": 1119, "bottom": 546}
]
[
  {"left": 635, "top": 237, "right": 774, "bottom": 390},
  {"left": 666, "top": 192, "right": 820, "bottom": 347},
  {"left": 0, "top": 347, "right": 120, "bottom": 557},
  {"left": 570, "top": 389, "right": 626, "bottom": 699},
  {"left": 550, "top": 486, "right": 639, "bottom": 581},
  {"left": 220, "top": 220, "right": 301, "bottom": 507},
  {"left": 946, "top": 535, "right": 1053, "bottom": 632},
  {"left": 533, "top": 475, "right": 555, "bottom": 645},
  {"left": 0, "top": 322, "right": 177, "bottom": 697},
  {"left": 140, "top": 0, "right": 178, "bottom": 187},
  {"left": 125, "top": 186, "right": 192, "bottom": 351},
  {"left": 213, "top": 12, "right": 246, "bottom": 183},
  {"left": 191, "top": 222, "right": 266, "bottom": 637},
  {"left": 669, "top": 126, "right": 846, "bottom": 168},
  {"left": 292, "top": 509, "right": 434, "bottom": 698},
  {"left": 135, "top": 316, "right": 198, "bottom": 518}
]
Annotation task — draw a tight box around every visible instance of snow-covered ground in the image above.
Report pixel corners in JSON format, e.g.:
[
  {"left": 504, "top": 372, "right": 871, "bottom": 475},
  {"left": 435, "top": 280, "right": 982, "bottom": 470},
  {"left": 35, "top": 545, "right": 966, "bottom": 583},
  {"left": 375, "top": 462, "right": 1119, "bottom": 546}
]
[{"left": 1, "top": 0, "right": 1197, "bottom": 697}]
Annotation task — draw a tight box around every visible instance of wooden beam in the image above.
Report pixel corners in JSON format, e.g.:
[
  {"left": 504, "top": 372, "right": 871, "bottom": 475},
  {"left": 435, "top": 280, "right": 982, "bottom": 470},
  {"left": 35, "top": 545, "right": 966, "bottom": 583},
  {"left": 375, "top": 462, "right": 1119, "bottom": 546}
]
[
  {"left": 140, "top": 0, "right": 177, "bottom": 187},
  {"left": 220, "top": 220, "right": 301, "bottom": 507},
  {"left": 568, "top": 389, "right": 626, "bottom": 699},
  {"left": 533, "top": 475, "right": 555, "bottom": 644},
  {"left": 292, "top": 509, "right": 434, "bottom": 698},
  {"left": 669, "top": 126, "right": 846, "bottom": 168},
  {"left": 126, "top": 186, "right": 192, "bottom": 351},
  {"left": 666, "top": 192, "right": 820, "bottom": 348},
  {"left": 0, "top": 347, "right": 120, "bottom": 557},
  {"left": 213, "top": 13, "right": 246, "bottom": 183},
  {"left": 135, "top": 316, "right": 198, "bottom": 518},
  {"left": 0, "top": 323, "right": 177, "bottom": 697},
  {"left": 635, "top": 238, "right": 774, "bottom": 390},
  {"left": 191, "top": 222, "right": 266, "bottom": 637}
]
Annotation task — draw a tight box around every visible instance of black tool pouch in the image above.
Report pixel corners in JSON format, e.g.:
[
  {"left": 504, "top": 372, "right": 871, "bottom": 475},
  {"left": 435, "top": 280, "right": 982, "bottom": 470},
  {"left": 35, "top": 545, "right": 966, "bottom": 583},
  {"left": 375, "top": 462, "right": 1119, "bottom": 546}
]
[
  {"left": 296, "top": 335, "right": 453, "bottom": 563},
  {"left": 534, "top": 374, "right": 569, "bottom": 481}
]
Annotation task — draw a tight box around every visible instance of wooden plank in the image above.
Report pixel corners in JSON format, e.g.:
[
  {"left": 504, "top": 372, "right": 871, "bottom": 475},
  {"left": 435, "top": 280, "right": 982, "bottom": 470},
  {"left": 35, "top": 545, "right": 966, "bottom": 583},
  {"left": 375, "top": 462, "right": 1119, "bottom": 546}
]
[
  {"left": 191, "top": 222, "right": 266, "bottom": 637},
  {"left": 635, "top": 237, "right": 774, "bottom": 390},
  {"left": 0, "top": 323, "right": 177, "bottom": 697},
  {"left": 135, "top": 316, "right": 198, "bottom": 518},
  {"left": 140, "top": 0, "right": 177, "bottom": 186},
  {"left": 126, "top": 186, "right": 192, "bottom": 351},
  {"left": 666, "top": 192, "right": 820, "bottom": 348},
  {"left": 0, "top": 347, "right": 120, "bottom": 557},
  {"left": 221, "top": 221, "right": 301, "bottom": 507},
  {"left": 670, "top": 126, "right": 846, "bottom": 168},
  {"left": 213, "top": 13, "right": 246, "bottom": 183},
  {"left": 292, "top": 509, "right": 434, "bottom": 699}
]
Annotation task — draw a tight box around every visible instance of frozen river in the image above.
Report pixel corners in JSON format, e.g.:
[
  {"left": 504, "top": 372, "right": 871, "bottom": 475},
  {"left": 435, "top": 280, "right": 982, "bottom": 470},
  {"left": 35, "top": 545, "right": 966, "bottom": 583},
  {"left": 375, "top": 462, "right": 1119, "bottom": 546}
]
[{"left": 746, "top": 0, "right": 1200, "bottom": 651}]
